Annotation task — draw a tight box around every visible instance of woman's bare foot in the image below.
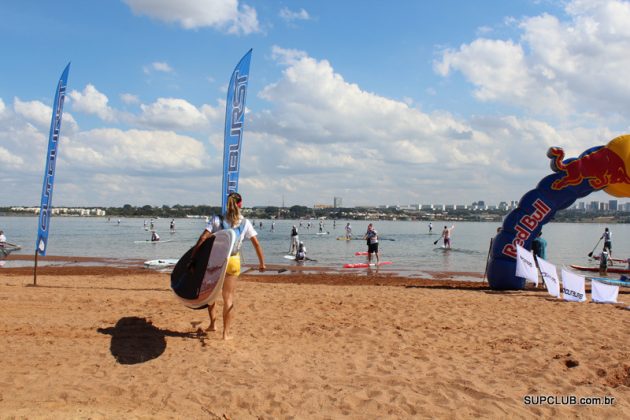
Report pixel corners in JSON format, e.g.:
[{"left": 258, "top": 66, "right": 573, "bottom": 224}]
[
  {"left": 206, "top": 323, "right": 217, "bottom": 332},
  {"left": 222, "top": 332, "right": 233, "bottom": 340}
]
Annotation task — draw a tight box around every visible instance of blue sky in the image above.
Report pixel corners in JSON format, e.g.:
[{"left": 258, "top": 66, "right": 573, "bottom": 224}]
[{"left": 1, "top": 0, "right": 628, "bottom": 208}]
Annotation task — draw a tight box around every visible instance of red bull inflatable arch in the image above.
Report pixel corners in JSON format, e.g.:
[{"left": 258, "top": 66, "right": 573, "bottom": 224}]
[{"left": 487, "top": 134, "right": 630, "bottom": 290}]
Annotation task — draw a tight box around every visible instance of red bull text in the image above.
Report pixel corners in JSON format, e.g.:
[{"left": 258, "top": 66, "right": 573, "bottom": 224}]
[{"left": 502, "top": 199, "right": 551, "bottom": 258}]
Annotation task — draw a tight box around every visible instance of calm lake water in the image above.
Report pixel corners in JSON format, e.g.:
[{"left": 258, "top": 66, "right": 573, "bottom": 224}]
[{"left": 1, "top": 216, "right": 627, "bottom": 278}]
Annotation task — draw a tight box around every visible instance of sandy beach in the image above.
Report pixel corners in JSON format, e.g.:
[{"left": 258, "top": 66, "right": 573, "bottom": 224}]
[{"left": 1, "top": 265, "right": 629, "bottom": 418}]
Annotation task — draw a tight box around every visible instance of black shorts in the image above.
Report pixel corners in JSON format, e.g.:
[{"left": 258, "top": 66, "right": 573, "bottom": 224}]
[
  {"left": 368, "top": 243, "right": 379, "bottom": 254},
  {"left": 604, "top": 241, "right": 612, "bottom": 250}
]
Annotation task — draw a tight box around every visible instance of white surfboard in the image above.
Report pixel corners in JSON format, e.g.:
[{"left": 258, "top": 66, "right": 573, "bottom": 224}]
[
  {"left": 144, "top": 258, "right": 178, "bottom": 268},
  {"left": 171, "top": 229, "right": 236, "bottom": 309},
  {"left": 134, "top": 239, "right": 173, "bottom": 244}
]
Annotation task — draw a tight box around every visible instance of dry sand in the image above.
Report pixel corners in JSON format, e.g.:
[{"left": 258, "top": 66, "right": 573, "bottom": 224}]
[{"left": 0, "top": 265, "right": 629, "bottom": 418}]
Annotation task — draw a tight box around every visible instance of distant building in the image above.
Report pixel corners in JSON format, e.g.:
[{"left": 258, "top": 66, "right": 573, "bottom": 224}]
[
  {"left": 609, "top": 200, "right": 618, "bottom": 211},
  {"left": 314, "top": 204, "right": 333, "bottom": 209},
  {"left": 333, "top": 197, "right": 343, "bottom": 208}
]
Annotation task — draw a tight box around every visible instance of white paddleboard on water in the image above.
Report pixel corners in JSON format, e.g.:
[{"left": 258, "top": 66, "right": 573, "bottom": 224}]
[
  {"left": 134, "top": 239, "right": 173, "bottom": 244},
  {"left": 144, "top": 259, "right": 178, "bottom": 268}
]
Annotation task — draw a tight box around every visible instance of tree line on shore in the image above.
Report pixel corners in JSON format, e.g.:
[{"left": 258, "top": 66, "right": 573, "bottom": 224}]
[{"left": 2, "top": 204, "right": 629, "bottom": 222}]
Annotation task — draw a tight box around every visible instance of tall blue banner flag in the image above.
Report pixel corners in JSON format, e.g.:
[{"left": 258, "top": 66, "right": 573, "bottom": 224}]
[
  {"left": 36, "top": 63, "right": 70, "bottom": 256},
  {"left": 221, "top": 49, "right": 252, "bottom": 214}
]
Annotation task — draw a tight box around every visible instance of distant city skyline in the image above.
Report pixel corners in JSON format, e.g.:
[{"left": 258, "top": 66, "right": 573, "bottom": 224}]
[
  {"left": 6, "top": 198, "right": 630, "bottom": 214},
  {"left": 2, "top": 1, "right": 630, "bottom": 207}
]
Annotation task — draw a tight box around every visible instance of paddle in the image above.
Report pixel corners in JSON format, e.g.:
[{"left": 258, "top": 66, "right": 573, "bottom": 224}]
[
  {"left": 433, "top": 237, "right": 441, "bottom": 245},
  {"left": 242, "top": 267, "right": 287, "bottom": 274},
  {"left": 587, "top": 237, "right": 602, "bottom": 257}
]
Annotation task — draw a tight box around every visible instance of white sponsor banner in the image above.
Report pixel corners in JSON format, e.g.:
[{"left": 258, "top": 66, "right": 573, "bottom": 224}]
[
  {"left": 536, "top": 256, "right": 560, "bottom": 298},
  {"left": 516, "top": 244, "right": 538, "bottom": 286},
  {"left": 591, "top": 280, "right": 619, "bottom": 304},
  {"left": 560, "top": 269, "right": 586, "bottom": 302}
]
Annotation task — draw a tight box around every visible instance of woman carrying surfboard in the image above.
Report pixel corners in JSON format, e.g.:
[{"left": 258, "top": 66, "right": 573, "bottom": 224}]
[{"left": 189, "top": 192, "right": 265, "bottom": 340}]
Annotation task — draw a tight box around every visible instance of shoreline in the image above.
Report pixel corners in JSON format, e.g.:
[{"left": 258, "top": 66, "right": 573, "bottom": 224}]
[{"left": 2, "top": 253, "right": 486, "bottom": 283}]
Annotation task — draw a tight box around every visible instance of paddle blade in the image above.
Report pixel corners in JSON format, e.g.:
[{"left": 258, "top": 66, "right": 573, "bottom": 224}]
[{"left": 433, "top": 239, "right": 439, "bottom": 245}]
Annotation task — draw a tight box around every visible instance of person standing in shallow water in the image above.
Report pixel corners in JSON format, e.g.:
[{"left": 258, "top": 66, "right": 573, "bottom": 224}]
[
  {"left": 189, "top": 192, "right": 265, "bottom": 340},
  {"left": 439, "top": 225, "right": 454, "bottom": 249},
  {"left": 363, "top": 223, "right": 379, "bottom": 264}
]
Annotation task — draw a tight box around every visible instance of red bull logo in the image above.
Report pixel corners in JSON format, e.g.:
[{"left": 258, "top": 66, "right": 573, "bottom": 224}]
[{"left": 548, "top": 146, "right": 630, "bottom": 190}]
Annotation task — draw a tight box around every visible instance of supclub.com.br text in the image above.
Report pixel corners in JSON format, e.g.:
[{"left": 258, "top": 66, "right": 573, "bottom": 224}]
[{"left": 523, "top": 395, "right": 615, "bottom": 406}]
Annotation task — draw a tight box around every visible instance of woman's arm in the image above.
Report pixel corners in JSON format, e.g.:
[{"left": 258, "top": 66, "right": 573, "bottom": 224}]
[
  {"left": 250, "top": 236, "right": 266, "bottom": 272},
  {"left": 188, "top": 229, "right": 213, "bottom": 268}
]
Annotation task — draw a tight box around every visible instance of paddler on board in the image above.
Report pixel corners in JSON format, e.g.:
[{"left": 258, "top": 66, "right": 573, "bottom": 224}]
[
  {"left": 601, "top": 227, "right": 613, "bottom": 257},
  {"left": 189, "top": 192, "right": 266, "bottom": 340},
  {"left": 345, "top": 222, "right": 352, "bottom": 239},
  {"left": 439, "top": 225, "right": 455, "bottom": 249}
]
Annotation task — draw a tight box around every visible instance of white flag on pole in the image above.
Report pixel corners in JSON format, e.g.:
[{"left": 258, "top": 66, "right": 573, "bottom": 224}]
[
  {"left": 516, "top": 244, "right": 538, "bottom": 287},
  {"left": 560, "top": 269, "right": 586, "bottom": 302},
  {"left": 536, "top": 256, "right": 560, "bottom": 298},
  {"left": 591, "top": 280, "right": 619, "bottom": 303}
]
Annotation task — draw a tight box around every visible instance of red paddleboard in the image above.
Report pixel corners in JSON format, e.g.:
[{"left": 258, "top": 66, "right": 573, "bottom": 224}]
[
  {"left": 343, "top": 261, "right": 392, "bottom": 269},
  {"left": 354, "top": 252, "right": 368, "bottom": 256},
  {"left": 570, "top": 264, "right": 630, "bottom": 274}
]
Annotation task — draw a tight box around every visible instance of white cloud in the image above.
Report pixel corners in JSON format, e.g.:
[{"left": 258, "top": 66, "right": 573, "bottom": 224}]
[
  {"left": 246, "top": 47, "right": 553, "bottom": 205},
  {"left": 0, "top": 146, "right": 24, "bottom": 168},
  {"left": 136, "top": 98, "right": 213, "bottom": 130},
  {"left": 64, "top": 128, "right": 205, "bottom": 171},
  {"left": 152, "top": 62, "right": 173, "bottom": 73},
  {"left": 435, "top": 0, "right": 630, "bottom": 121},
  {"left": 0, "top": 98, "right": 6, "bottom": 117},
  {"left": 120, "top": 93, "right": 140, "bottom": 105},
  {"left": 143, "top": 61, "right": 174, "bottom": 74},
  {"left": 68, "top": 84, "right": 116, "bottom": 122},
  {"left": 123, "top": 0, "right": 260, "bottom": 34},
  {"left": 279, "top": 7, "right": 310, "bottom": 22},
  {"left": 13, "top": 98, "right": 54, "bottom": 127}
]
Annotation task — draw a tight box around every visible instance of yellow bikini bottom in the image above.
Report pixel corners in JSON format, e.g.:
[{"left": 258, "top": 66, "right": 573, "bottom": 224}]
[{"left": 226, "top": 254, "right": 241, "bottom": 276}]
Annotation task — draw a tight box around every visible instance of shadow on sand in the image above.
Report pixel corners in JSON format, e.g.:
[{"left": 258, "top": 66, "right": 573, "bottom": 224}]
[{"left": 97, "top": 316, "right": 206, "bottom": 365}]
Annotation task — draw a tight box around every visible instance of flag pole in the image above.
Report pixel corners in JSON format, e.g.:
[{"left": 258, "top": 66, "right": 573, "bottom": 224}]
[{"left": 33, "top": 249, "right": 38, "bottom": 286}]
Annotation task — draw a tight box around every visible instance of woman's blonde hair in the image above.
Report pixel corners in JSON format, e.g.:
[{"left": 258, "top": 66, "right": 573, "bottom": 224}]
[{"left": 225, "top": 192, "right": 242, "bottom": 227}]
